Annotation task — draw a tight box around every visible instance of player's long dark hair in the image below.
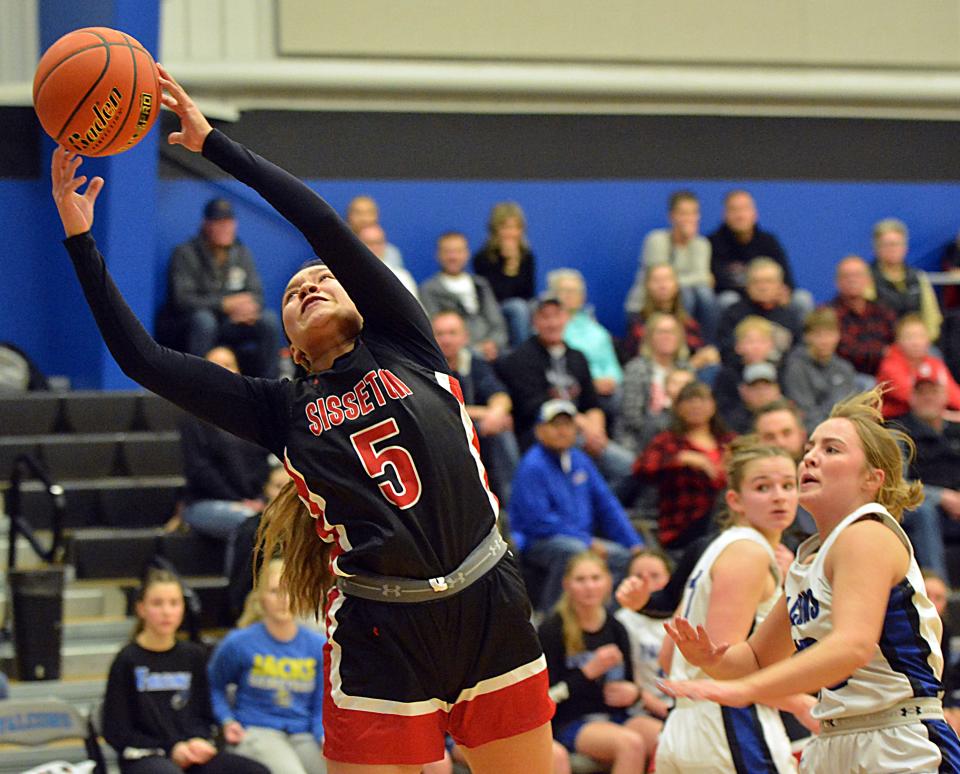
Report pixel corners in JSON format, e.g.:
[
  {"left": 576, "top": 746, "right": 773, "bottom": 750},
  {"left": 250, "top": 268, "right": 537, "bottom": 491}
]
[{"left": 256, "top": 480, "right": 334, "bottom": 618}]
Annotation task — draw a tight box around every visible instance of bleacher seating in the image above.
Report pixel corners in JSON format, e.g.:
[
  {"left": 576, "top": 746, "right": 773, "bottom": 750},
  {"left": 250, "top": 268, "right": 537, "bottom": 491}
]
[
  {"left": 0, "top": 391, "right": 185, "bottom": 533},
  {"left": 1, "top": 389, "right": 234, "bottom": 623}
]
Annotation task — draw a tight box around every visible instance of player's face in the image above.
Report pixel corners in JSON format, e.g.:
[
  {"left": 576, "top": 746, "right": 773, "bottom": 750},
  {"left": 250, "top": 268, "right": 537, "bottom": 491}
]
[
  {"left": 628, "top": 555, "right": 670, "bottom": 592},
  {"left": 646, "top": 266, "right": 678, "bottom": 306},
  {"left": 669, "top": 199, "right": 700, "bottom": 239},
  {"left": 432, "top": 314, "right": 469, "bottom": 361},
  {"left": 724, "top": 193, "right": 757, "bottom": 234},
  {"left": 437, "top": 236, "right": 469, "bottom": 274},
  {"left": 564, "top": 558, "right": 611, "bottom": 609},
  {"left": 260, "top": 564, "right": 293, "bottom": 624},
  {"left": 727, "top": 457, "right": 797, "bottom": 540},
  {"left": 799, "top": 417, "right": 882, "bottom": 518},
  {"left": 282, "top": 266, "right": 363, "bottom": 370},
  {"left": 136, "top": 582, "right": 185, "bottom": 637},
  {"left": 756, "top": 410, "right": 806, "bottom": 461}
]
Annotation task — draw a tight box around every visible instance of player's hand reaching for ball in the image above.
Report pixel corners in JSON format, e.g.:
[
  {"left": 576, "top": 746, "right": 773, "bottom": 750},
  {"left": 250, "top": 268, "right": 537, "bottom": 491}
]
[
  {"left": 157, "top": 63, "right": 212, "bottom": 153},
  {"left": 51, "top": 147, "right": 103, "bottom": 238}
]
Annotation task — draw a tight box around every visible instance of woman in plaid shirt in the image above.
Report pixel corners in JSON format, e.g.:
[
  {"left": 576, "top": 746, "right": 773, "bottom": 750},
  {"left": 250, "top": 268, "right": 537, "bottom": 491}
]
[{"left": 632, "top": 381, "right": 735, "bottom": 551}]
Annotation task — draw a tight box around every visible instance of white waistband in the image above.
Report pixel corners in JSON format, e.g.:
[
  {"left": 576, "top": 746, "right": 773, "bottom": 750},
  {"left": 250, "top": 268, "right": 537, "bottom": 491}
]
[{"left": 819, "top": 697, "right": 943, "bottom": 736}]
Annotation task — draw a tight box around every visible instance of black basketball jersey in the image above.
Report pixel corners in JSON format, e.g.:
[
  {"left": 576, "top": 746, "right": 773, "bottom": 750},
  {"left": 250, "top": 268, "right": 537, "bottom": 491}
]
[
  {"left": 66, "top": 130, "right": 497, "bottom": 580},
  {"left": 281, "top": 337, "right": 498, "bottom": 578}
]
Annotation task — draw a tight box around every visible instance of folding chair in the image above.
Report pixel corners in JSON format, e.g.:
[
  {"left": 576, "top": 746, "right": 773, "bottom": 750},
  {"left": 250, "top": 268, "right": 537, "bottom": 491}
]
[{"left": 0, "top": 697, "right": 107, "bottom": 774}]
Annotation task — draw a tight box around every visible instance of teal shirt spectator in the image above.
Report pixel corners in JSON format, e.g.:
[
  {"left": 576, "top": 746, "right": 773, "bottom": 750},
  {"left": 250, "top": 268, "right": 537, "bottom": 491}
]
[{"left": 563, "top": 309, "right": 623, "bottom": 385}]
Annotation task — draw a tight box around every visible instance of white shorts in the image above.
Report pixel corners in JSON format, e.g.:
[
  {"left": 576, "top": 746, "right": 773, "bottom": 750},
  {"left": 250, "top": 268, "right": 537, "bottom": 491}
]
[
  {"left": 800, "top": 720, "right": 960, "bottom": 774},
  {"left": 655, "top": 699, "right": 796, "bottom": 773}
]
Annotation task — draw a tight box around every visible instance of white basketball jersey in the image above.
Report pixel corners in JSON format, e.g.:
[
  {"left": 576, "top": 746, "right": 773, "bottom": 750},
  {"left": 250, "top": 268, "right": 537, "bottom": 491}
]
[
  {"left": 614, "top": 607, "right": 668, "bottom": 698},
  {"left": 670, "top": 525, "right": 781, "bottom": 682},
  {"left": 785, "top": 502, "right": 945, "bottom": 721}
]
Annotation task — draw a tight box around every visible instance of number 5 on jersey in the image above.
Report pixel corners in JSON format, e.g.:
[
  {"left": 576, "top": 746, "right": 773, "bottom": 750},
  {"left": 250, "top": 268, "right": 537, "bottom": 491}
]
[{"left": 351, "top": 418, "right": 423, "bottom": 509}]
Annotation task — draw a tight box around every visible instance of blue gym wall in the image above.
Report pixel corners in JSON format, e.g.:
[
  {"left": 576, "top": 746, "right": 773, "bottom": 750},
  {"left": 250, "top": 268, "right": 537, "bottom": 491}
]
[{"left": 5, "top": 172, "right": 960, "bottom": 389}]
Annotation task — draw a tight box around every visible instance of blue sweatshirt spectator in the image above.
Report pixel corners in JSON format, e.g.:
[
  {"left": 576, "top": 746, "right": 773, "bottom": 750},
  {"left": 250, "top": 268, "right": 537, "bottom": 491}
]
[{"left": 510, "top": 400, "right": 642, "bottom": 611}]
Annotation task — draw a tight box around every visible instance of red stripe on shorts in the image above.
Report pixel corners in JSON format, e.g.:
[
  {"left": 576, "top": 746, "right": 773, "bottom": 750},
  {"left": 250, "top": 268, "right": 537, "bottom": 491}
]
[
  {"left": 321, "top": 635, "right": 554, "bottom": 764},
  {"left": 448, "top": 667, "right": 555, "bottom": 749}
]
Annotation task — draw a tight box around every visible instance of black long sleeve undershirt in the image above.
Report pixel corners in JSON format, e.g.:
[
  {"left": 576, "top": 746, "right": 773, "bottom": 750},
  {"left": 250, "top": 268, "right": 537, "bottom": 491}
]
[{"left": 200, "top": 130, "right": 444, "bottom": 373}]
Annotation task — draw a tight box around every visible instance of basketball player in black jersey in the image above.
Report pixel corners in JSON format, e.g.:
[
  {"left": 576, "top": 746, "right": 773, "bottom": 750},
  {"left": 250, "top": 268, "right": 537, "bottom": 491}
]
[{"left": 50, "top": 65, "right": 554, "bottom": 774}]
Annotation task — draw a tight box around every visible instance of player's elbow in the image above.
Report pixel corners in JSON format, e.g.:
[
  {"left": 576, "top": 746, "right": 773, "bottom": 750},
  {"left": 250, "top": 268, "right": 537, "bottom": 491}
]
[{"left": 836, "top": 633, "right": 875, "bottom": 671}]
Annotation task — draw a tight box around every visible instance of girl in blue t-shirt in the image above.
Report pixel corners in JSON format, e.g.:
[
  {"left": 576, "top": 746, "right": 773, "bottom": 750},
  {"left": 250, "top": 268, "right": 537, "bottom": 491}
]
[{"left": 208, "top": 550, "right": 327, "bottom": 774}]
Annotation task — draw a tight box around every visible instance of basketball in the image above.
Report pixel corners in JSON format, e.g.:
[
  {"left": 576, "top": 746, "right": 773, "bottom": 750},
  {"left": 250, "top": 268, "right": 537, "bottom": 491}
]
[{"left": 33, "top": 27, "right": 160, "bottom": 157}]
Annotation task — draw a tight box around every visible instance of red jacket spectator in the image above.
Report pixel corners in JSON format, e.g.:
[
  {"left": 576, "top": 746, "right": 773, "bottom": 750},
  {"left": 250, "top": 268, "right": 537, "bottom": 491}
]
[{"left": 876, "top": 344, "right": 960, "bottom": 418}]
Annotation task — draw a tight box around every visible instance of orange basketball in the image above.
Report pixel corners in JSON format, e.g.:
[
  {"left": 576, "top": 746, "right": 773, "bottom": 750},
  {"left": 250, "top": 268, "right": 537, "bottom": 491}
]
[{"left": 33, "top": 27, "right": 161, "bottom": 157}]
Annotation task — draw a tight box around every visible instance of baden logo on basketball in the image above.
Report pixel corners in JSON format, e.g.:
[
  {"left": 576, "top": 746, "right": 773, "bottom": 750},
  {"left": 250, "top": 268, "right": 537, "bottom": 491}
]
[
  {"left": 65, "top": 86, "right": 124, "bottom": 154},
  {"left": 119, "top": 92, "right": 155, "bottom": 152}
]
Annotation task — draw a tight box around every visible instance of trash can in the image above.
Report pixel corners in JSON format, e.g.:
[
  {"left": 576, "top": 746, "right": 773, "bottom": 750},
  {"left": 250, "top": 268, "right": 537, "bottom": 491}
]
[{"left": 8, "top": 566, "right": 64, "bottom": 681}]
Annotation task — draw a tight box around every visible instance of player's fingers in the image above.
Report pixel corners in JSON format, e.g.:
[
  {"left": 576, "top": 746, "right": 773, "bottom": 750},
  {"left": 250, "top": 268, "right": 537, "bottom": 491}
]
[
  {"left": 662, "top": 620, "right": 679, "bottom": 643},
  {"left": 675, "top": 617, "right": 698, "bottom": 639},
  {"left": 84, "top": 176, "right": 104, "bottom": 204},
  {"left": 64, "top": 174, "right": 87, "bottom": 194},
  {"left": 167, "top": 130, "right": 184, "bottom": 146}
]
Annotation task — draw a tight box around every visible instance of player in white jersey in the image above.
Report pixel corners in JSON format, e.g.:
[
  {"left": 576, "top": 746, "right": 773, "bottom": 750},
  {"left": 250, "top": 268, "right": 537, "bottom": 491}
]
[
  {"left": 661, "top": 387, "right": 960, "bottom": 773},
  {"left": 624, "top": 436, "right": 814, "bottom": 772}
]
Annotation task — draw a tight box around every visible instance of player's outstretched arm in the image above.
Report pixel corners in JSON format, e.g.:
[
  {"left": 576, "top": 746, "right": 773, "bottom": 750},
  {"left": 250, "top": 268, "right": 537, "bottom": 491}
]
[
  {"left": 158, "top": 66, "right": 438, "bottom": 364},
  {"left": 52, "top": 148, "right": 286, "bottom": 453}
]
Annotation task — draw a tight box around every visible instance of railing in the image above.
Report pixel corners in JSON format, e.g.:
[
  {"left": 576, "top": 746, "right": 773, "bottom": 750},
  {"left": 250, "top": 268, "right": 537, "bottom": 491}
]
[{"left": 5, "top": 452, "right": 66, "bottom": 570}]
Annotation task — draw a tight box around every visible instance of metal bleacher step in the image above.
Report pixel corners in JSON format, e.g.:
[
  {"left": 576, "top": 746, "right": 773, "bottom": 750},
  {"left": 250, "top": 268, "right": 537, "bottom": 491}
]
[
  {"left": 0, "top": 639, "right": 124, "bottom": 680},
  {"left": 12, "top": 475, "right": 185, "bottom": 531},
  {"left": 61, "top": 616, "right": 134, "bottom": 644},
  {"left": 0, "top": 578, "right": 128, "bottom": 621}
]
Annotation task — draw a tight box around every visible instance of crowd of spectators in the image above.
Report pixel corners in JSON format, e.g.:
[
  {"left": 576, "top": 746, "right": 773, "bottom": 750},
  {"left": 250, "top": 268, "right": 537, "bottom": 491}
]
[
  {"left": 10, "top": 184, "right": 952, "bottom": 771},
  {"left": 147, "top": 186, "right": 960, "bottom": 605}
]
